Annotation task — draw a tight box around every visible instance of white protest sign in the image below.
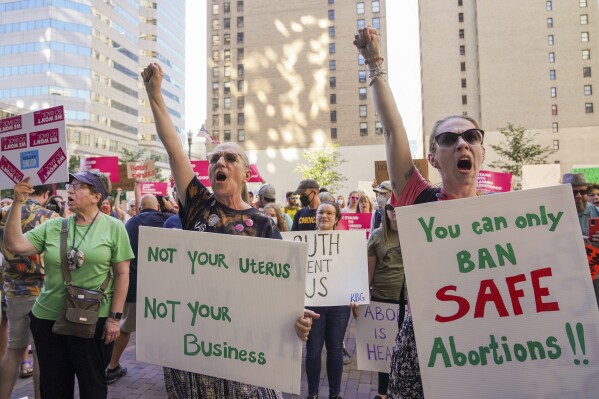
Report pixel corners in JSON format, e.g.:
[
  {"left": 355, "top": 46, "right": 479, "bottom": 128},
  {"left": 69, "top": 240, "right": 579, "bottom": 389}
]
[
  {"left": 281, "top": 230, "right": 369, "bottom": 306},
  {"left": 521, "top": 164, "right": 561, "bottom": 189},
  {"left": 136, "top": 227, "right": 307, "bottom": 394},
  {"left": 355, "top": 301, "right": 400, "bottom": 372},
  {"left": 0, "top": 106, "right": 67, "bottom": 189},
  {"left": 395, "top": 185, "right": 599, "bottom": 399},
  {"left": 126, "top": 160, "right": 156, "bottom": 179}
]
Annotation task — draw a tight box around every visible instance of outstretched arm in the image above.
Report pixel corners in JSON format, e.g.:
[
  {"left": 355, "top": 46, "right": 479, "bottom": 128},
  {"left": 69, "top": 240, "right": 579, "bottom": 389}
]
[
  {"left": 141, "top": 63, "right": 194, "bottom": 206},
  {"left": 354, "top": 28, "right": 414, "bottom": 199}
]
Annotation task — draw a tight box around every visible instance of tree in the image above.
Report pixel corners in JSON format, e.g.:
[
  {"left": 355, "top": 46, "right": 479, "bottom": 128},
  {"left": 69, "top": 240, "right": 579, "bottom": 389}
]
[
  {"left": 120, "top": 148, "right": 165, "bottom": 182},
  {"left": 294, "top": 145, "right": 347, "bottom": 193},
  {"left": 489, "top": 123, "right": 557, "bottom": 190}
]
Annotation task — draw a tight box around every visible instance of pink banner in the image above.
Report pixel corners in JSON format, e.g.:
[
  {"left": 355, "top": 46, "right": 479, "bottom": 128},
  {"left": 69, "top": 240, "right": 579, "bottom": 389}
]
[
  {"left": 1, "top": 134, "right": 27, "bottom": 152},
  {"left": 0, "top": 115, "right": 22, "bottom": 134},
  {"left": 29, "top": 128, "right": 60, "bottom": 147},
  {"left": 80, "top": 156, "right": 120, "bottom": 183},
  {"left": 190, "top": 160, "right": 210, "bottom": 187},
  {"left": 337, "top": 213, "right": 372, "bottom": 231},
  {"left": 476, "top": 169, "right": 512, "bottom": 193},
  {"left": 37, "top": 147, "right": 66, "bottom": 183},
  {"left": 0, "top": 155, "right": 24, "bottom": 184},
  {"left": 249, "top": 164, "right": 263, "bottom": 183},
  {"left": 33, "top": 106, "right": 64, "bottom": 126},
  {"left": 140, "top": 182, "right": 168, "bottom": 196}
]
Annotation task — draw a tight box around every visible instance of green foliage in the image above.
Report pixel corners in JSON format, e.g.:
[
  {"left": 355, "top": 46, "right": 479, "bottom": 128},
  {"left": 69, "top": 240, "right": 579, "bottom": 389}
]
[
  {"left": 489, "top": 123, "right": 556, "bottom": 190},
  {"left": 120, "top": 148, "right": 165, "bottom": 181},
  {"left": 294, "top": 145, "right": 347, "bottom": 193},
  {"left": 68, "top": 155, "right": 81, "bottom": 173}
]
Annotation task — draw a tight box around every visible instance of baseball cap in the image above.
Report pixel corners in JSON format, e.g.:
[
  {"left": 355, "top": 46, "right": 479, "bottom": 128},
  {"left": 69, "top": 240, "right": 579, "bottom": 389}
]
[
  {"left": 258, "top": 184, "right": 276, "bottom": 200},
  {"left": 293, "top": 179, "right": 320, "bottom": 195},
  {"left": 69, "top": 171, "right": 109, "bottom": 200},
  {"left": 373, "top": 180, "right": 392, "bottom": 194}
]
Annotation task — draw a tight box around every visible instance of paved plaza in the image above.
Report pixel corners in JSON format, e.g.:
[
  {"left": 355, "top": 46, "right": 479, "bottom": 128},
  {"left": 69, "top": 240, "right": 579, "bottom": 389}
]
[{"left": 12, "top": 319, "right": 381, "bottom": 399}]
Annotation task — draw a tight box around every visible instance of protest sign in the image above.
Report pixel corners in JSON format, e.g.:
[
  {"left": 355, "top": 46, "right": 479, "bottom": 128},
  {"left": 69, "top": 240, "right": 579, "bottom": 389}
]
[
  {"left": 127, "top": 160, "right": 156, "bottom": 179},
  {"left": 337, "top": 213, "right": 372, "bottom": 232},
  {"left": 80, "top": 156, "right": 120, "bottom": 183},
  {"left": 395, "top": 185, "right": 599, "bottom": 398},
  {"left": 375, "top": 159, "right": 429, "bottom": 183},
  {"left": 522, "top": 164, "right": 561, "bottom": 189},
  {"left": 476, "top": 170, "right": 512, "bottom": 193},
  {"left": 281, "top": 230, "right": 369, "bottom": 306},
  {"left": 355, "top": 301, "right": 400, "bottom": 372},
  {"left": 136, "top": 227, "right": 308, "bottom": 394},
  {"left": 573, "top": 167, "right": 599, "bottom": 184},
  {"left": 249, "top": 164, "right": 263, "bottom": 183},
  {"left": 190, "top": 160, "right": 210, "bottom": 186},
  {"left": 118, "top": 164, "right": 135, "bottom": 191},
  {"left": 139, "top": 182, "right": 168, "bottom": 196},
  {"left": 0, "top": 106, "right": 67, "bottom": 189}
]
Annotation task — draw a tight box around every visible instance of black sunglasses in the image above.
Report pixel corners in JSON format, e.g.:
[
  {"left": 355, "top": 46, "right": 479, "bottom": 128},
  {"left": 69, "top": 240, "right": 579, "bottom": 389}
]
[
  {"left": 433, "top": 128, "right": 484, "bottom": 148},
  {"left": 385, "top": 204, "right": 395, "bottom": 212},
  {"left": 573, "top": 189, "right": 588, "bottom": 196}
]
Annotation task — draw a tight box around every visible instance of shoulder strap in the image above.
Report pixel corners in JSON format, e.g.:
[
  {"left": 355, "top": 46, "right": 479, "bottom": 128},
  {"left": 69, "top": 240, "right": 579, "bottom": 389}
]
[
  {"left": 60, "top": 218, "right": 72, "bottom": 285},
  {"left": 414, "top": 186, "right": 441, "bottom": 204}
]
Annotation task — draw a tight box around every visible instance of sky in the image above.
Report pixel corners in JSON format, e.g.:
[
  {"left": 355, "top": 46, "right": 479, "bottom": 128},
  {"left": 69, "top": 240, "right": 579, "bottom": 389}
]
[{"left": 184, "top": 0, "right": 422, "bottom": 151}]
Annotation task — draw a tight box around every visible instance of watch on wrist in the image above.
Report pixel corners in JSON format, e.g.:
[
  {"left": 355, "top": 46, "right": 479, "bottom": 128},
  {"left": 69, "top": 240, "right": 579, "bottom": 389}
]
[{"left": 109, "top": 311, "right": 123, "bottom": 320}]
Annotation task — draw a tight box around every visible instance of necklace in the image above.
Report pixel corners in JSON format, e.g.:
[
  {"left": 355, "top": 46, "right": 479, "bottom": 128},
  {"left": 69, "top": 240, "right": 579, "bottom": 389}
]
[{"left": 66, "top": 211, "right": 100, "bottom": 271}]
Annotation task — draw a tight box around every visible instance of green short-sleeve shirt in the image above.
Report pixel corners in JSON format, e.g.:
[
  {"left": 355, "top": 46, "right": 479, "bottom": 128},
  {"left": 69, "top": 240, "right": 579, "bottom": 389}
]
[
  {"left": 367, "top": 227, "right": 404, "bottom": 301},
  {"left": 26, "top": 213, "right": 134, "bottom": 320}
]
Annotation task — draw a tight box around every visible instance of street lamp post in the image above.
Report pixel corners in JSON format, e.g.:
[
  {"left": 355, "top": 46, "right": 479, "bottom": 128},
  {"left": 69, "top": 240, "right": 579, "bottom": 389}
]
[{"left": 187, "top": 130, "right": 193, "bottom": 159}]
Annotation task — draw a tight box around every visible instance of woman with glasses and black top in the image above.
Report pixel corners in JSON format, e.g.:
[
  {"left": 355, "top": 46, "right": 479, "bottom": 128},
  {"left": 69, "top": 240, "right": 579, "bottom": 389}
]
[
  {"left": 142, "top": 62, "right": 317, "bottom": 399},
  {"left": 354, "top": 27, "right": 486, "bottom": 398}
]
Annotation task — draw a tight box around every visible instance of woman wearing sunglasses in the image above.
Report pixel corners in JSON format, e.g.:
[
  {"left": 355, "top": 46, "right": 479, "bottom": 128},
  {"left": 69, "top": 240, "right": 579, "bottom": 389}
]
[
  {"left": 341, "top": 191, "right": 360, "bottom": 213},
  {"left": 142, "top": 63, "right": 316, "bottom": 399},
  {"left": 354, "top": 28, "right": 485, "bottom": 398}
]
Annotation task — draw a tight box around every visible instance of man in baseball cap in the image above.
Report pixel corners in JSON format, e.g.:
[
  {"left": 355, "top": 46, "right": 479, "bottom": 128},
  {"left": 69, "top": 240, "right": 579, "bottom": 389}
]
[
  {"left": 291, "top": 179, "right": 320, "bottom": 231},
  {"left": 372, "top": 180, "right": 392, "bottom": 232}
]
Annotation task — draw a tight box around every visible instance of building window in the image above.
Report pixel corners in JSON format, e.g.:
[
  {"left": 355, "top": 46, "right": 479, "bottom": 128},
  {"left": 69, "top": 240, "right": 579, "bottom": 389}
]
[
  {"left": 213, "top": 19, "right": 220, "bottom": 30},
  {"left": 546, "top": 1, "right": 552, "bottom": 11},
  {"left": 212, "top": 115, "right": 219, "bottom": 126},
  {"left": 458, "top": 13, "right": 464, "bottom": 23},
  {"left": 372, "top": 1, "right": 380, "bottom": 12},
  {"left": 224, "top": 49, "right": 231, "bottom": 61},
  {"left": 357, "top": 19, "right": 365, "bottom": 30},
  {"left": 328, "top": 0, "right": 334, "bottom": 4},
  {"left": 224, "top": 82, "right": 231, "bottom": 94},
  {"left": 237, "top": 17, "right": 244, "bottom": 28},
  {"left": 580, "top": 0, "right": 587, "bottom": 7},
  {"left": 224, "top": 97, "right": 231, "bottom": 109},
  {"left": 238, "top": 80, "right": 244, "bottom": 92},
  {"left": 329, "top": 60, "right": 336, "bottom": 70},
  {"left": 328, "top": 10, "right": 334, "bottom": 20},
  {"left": 237, "top": 32, "right": 244, "bottom": 44},
  {"left": 330, "top": 76, "right": 336, "bottom": 87},
  {"left": 550, "top": 87, "right": 556, "bottom": 97},
  {"left": 461, "top": 78, "right": 467, "bottom": 88},
  {"left": 237, "top": 1, "right": 243, "bottom": 12},
  {"left": 359, "top": 87, "right": 367, "bottom": 100},
  {"left": 224, "top": 65, "right": 231, "bottom": 77},
  {"left": 238, "top": 48, "right": 244, "bottom": 60},
  {"left": 357, "top": 2, "right": 365, "bottom": 14},
  {"left": 224, "top": 114, "right": 231, "bottom": 125},
  {"left": 358, "top": 54, "right": 365, "bottom": 65},
  {"left": 329, "top": 26, "right": 335, "bottom": 37},
  {"left": 330, "top": 94, "right": 336, "bottom": 104},
  {"left": 552, "top": 122, "right": 558, "bottom": 133},
  {"left": 581, "top": 15, "right": 588, "bottom": 24},
  {"left": 460, "top": 62, "right": 466, "bottom": 71},
  {"left": 331, "top": 128, "right": 337, "bottom": 139},
  {"left": 583, "top": 49, "right": 590, "bottom": 60},
  {"left": 213, "top": 4, "right": 219, "bottom": 14},
  {"left": 459, "top": 29, "right": 464, "bottom": 39},
  {"left": 547, "top": 17, "right": 553, "bottom": 28},
  {"left": 223, "top": 2, "right": 230, "bottom": 13},
  {"left": 375, "top": 121, "right": 383, "bottom": 135},
  {"left": 212, "top": 98, "right": 219, "bottom": 111},
  {"left": 224, "top": 130, "right": 231, "bottom": 141},
  {"left": 581, "top": 32, "right": 589, "bottom": 42},
  {"left": 223, "top": 18, "right": 230, "bottom": 29},
  {"left": 358, "top": 70, "right": 366, "bottom": 83},
  {"left": 237, "top": 96, "right": 244, "bottom": 109},
  {"left": 224, "top": 33, "right": 231, "bottom": 45},
  {"left": 373, "top": 17, "right": 380, "bottom": 29},
  {"left": 553, "top": 140, "right": 559, "bottom": 150},
  {"left": 548, "top": 35, "right": 554, "bottom": 45},
  {"left": 238, "top": 64, "right": 244, "bottom": 76},
  {"left": 458, "top": 0, "right": 463, "bottom": 5},
  {"left": 459, "top": 46, "right": 465, "bottom": 55},
  {"left": 360, "top": 122, "right": 368, "bottom": 136},
  {"left": 330, "top": 110, "right": 337, "bottom": 122},
  {"left": 586, "top": 103, "right": 594, "bottom": 113},
  {"left": 462, "top": 95, "right": 467, "bottom": 105},
  {"left": 329, "top": 43, "right": 335, "bottom": 54},
  {"left": 551, "top": 105, "right": 558, "bottom": 115},
  {"left": 212, "top": 50, "right": 219, "bottom": 61},
  {"left": 237, "top": 129, "right": 245, "bottom": 141},
  {"left": 212, "top": 67, "right": 219, "bottom": 77},
  {"left": 549, "top": 52, "right": 555, "bottom": 62},
  {"left": 212, "top": 82, "right": 219, "bottom": 93},
  {"left": 550, "top": 69, "right": 556, "bottom": 80},
  {"left": 583, "top": 67, "right": 591, "bottom": 77},
  {"left": 238, "top": 113, "right": 244, "bottom": 124},
  {"left": 359, "top": 104, "right": 367, "bottom": 117},
  {"left": 212, "top": 35, "right": 220, "bottom": 46},
  {"left": 584, "top": 85, "right": 592, "bottom": 95}
]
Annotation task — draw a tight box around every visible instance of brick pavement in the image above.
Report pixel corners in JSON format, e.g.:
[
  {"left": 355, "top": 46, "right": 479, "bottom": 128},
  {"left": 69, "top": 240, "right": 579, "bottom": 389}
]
[{"left": 12, "top": 319, "right": 381, "bottom": 399}]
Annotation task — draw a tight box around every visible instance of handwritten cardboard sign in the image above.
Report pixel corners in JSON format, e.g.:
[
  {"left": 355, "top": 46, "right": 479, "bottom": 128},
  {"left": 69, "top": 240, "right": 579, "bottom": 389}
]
[
  {"left": 281, "top": 230, "right": 369, "bottom": 306},
  {"left": 139, "top": 182, "right": 168, "bottom": 196},
  {"left": 476, "top": 170, "right": 512, "bottom": 193},
  {"left": 127, "top": 160, "right": 156, "bottom": 179},
  {"left": 0, "top": 106, "right": 67, "bottom": 189},
  {"left": 136, "top": 227, "right": 308, "bottom": 394},
  {"left": 394, "top": 185, "right": 599, "bottom": 398},
  {"left": 355, "top": 301, "right": 400, "bottom": 372},
  {"left": 80, "top": 156, "right": 120, "bottom": 183},
  {"left": 375, "top": 159, "right": 429, "bottom": 183}
]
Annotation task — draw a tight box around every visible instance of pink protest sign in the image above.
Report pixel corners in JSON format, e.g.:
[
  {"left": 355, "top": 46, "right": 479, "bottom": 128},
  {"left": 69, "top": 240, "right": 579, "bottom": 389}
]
[
  {"left": 80, "top": 156, "right": 120, "bottom": 183},
  {"left": 190, "top": 160, "right": 211, "bottom": 187},
  {"left": 140, "top": 182, "right": 168, "bottom": 196},
  {"left": 337, "top": 213, "right": 372, "bottom": 236},
  {"left": 249, "top": 164, "right": 263, "bottom": 183},
  {"left": 0, "top": 106, "right": 67, "bottom": 189},
  {"left": 477, "top": 169, "right": 512, "bottom": 193}
]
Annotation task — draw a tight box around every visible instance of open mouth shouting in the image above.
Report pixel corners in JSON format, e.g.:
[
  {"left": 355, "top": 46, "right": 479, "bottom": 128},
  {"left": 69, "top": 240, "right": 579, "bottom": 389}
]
[
  {"left": 215, "top": 171, "right": 227, "bottom": 182},
  {"left": 457, "top": 157, "right": 473, "bottom": 173}
]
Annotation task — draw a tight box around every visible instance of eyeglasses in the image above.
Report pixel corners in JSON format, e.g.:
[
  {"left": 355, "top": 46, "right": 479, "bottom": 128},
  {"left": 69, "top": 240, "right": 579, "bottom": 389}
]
[
  {"left": 349, "top": 196, "right": 359, "bottom": 200},
  {"left": 573, "top": 189, "right": 588, "bottom": 196},
  {"left": 66, "top": 182, "right": 87, "bottom": 191},
  {"left": 433, "top": 128, "right": 484, "bottom": 148},
  {"left": 385, "top": 204, "right": 395, "bottom": 212},
  {"left": 208, "top": 152, "right": 246, "bottom": 166}
]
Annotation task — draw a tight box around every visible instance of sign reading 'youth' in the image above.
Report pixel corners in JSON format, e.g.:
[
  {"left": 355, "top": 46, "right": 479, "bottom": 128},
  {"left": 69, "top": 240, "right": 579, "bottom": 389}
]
[
  {"left": 136, "top": 228, "right": 308, "bottom": 394},
  {"left": 281, "top": 230, "right": 369, "bottom": 306},
  {"left": 0, "top": 106, "right": 67, "bottom": 189},
  {"left": 395, "top": 185, "right": 599, "bottom": 399}
]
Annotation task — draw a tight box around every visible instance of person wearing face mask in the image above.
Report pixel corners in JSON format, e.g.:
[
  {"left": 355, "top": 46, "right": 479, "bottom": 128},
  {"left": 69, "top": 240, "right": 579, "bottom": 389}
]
[
  {"left": 262, "top": 203, "right": 288, "bottom": 232},
  {"left": 291, "top": 179, "right": 321, "bottom": 231},
  {"left": 370, "top": 181, "right": 392, "bottom": 233}
]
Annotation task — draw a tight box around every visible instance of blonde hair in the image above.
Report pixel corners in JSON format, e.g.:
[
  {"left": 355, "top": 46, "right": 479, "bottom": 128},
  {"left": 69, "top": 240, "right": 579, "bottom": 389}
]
[{"left": 263, "top": 203, "right": 288, "bottom": 232}]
